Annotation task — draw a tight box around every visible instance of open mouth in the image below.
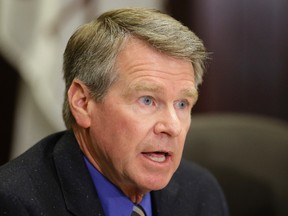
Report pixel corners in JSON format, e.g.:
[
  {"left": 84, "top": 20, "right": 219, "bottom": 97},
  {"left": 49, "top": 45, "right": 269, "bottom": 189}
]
[{"left": 142, "top": 151, "right": 171, "bottom": 163}]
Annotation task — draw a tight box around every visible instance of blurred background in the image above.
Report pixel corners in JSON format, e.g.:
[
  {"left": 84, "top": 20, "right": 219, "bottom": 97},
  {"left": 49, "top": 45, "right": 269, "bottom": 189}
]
[{"left": 1, "top": 0, "right": 288, "bottom": 215}]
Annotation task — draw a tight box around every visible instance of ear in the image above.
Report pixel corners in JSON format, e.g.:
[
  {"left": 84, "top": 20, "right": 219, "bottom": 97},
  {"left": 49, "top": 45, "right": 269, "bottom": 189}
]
[{"left": 68, "top": 80, "right": 92, "bottom": 128}]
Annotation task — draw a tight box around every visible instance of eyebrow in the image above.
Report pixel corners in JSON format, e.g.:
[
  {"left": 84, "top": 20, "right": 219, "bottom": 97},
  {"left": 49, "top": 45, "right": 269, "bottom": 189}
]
[
  {"left": 181, "top": 88, "right": 199, "bottom": 103},
  {"left": 132, "top": 83, "right": 163, "bottom": 92},
  {"left": 122, "top": 82, "right": 165, "bottom": 98},
  {"left": 123, "top": 82, "right": 198, "bottom": 101}
]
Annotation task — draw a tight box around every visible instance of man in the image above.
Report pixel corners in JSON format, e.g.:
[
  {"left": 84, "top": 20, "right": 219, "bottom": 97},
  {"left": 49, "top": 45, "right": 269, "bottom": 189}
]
[{"left": 0, "top": 8, "right": 229, "bottom": 216}]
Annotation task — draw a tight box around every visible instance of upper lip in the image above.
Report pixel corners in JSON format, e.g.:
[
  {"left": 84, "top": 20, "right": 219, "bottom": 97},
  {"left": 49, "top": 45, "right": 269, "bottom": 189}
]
[{"left": 142, "top": 150, "right": 173, "bottom": 157}]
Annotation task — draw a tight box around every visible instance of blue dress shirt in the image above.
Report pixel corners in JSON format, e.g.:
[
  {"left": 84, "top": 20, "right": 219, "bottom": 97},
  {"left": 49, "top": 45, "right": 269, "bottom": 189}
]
[{"left": 84, "top": 157, "right": 152, "bottom": 216}]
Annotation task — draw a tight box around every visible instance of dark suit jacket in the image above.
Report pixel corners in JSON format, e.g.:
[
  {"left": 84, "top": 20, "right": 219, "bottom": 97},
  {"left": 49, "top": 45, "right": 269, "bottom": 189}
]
[{"left": 0, "top": 131, "right": 229, "bottom": 216}]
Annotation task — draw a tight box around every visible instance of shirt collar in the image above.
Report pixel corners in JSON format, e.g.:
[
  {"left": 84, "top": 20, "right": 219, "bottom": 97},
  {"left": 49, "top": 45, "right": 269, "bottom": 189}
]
[{"left": 84, "top": 157, "right": 152, "bottom": 216}]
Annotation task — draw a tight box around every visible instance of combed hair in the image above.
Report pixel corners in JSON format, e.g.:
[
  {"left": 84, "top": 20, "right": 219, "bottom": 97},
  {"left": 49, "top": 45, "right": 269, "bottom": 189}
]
[{"left": 62, "top": 8, "right": 208, "bottom": 129}]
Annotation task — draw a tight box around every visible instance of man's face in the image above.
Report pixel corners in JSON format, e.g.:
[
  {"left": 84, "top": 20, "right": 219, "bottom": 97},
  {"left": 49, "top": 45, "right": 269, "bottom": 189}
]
[{"left": 86, "top": 38, "right": 197, "bottom": 195}]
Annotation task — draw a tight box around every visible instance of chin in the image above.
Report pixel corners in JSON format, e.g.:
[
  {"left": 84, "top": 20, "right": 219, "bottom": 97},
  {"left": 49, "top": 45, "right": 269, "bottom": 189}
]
[{"left": 140, "top": 174, "right": 173, "bottom": 192}]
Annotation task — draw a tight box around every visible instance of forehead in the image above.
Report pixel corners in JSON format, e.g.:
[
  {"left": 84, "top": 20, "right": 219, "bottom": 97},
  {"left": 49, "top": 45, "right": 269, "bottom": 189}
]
[
  {"left": 115, "top": 38, "right": 195, "bottom": 82},
  {"left": 113, "top": 38, "right": 197, "bottom": 99}
]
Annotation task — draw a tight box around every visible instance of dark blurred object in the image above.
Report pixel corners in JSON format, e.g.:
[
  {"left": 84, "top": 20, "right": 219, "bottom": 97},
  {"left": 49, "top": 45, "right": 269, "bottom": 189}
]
[
  {"left": 0, "top": 54, "right": 20, "bottom": 165},
  {"left": 184, "top": 114, "right": 288, "bottom": 216},
  {"left": 166, "top": 0, "right": 288, "bottom": 122}
]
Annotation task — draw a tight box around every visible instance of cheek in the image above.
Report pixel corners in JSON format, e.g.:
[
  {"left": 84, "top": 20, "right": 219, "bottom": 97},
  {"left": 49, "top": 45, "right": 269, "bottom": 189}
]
[
  {"left": 111, "top": 108, "right": 154, "bottom": 139},
  {"left": 176, "top": 129, "right": 190, "bottom": 156},
  {"left": 92, "top": 112, "right": 147, "bottom": 154}
]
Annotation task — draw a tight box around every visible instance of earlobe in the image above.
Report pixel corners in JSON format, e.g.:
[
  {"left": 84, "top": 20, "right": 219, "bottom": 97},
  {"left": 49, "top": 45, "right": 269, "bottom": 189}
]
[{"left": 68, "top": 80, "right": 91, "bottom": 128}]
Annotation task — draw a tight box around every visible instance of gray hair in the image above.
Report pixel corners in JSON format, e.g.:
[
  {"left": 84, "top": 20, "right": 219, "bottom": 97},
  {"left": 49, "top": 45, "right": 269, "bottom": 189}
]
[{"left": 62, "top": 8, "right": 208, "bottom": 129}]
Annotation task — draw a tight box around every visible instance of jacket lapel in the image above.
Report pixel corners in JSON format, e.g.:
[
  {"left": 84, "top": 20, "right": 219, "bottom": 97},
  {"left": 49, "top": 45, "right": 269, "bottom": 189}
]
[{"left": 53, "top": 131, "right": 105, "bottom": 216}]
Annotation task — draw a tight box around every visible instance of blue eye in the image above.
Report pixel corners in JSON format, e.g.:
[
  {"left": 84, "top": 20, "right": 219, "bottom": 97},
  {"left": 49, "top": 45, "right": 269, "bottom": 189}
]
[
  {"left": 140, "top": 96, "right": 153, "bottom": 106},
  {"left": 176, "top": 100, "right": 189, "bottom": 109}
]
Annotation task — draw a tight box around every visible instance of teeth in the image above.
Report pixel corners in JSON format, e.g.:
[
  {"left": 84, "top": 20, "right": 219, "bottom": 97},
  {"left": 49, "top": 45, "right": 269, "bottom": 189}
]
[{"left": 146, "top": 153, "right": 166, "bottom": 163}]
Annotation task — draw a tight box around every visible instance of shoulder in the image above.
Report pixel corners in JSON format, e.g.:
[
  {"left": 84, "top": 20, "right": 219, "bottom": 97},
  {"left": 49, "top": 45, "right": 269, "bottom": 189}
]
[
  {"left": 0, "top": 132, "right": 67, "bottom": 211},
  {"left": 175, "top": 159, "right": 220, "bottom": 189},
  {"left": 152, "top": 159, "right": 229, "bottom": 216},
  {"left": 171, "top": 159, "right": 226, "bottom": 199},
  {"left": 0, "top": 131, "right": 100, "bottom": 215},
  {"left": 0, "top": 131, "right": 65, "bottom": 179}
]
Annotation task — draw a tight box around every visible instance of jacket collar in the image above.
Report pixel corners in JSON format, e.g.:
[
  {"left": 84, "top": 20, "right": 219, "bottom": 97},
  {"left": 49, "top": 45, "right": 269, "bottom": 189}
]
[{"left": 53, "top": 131, "right": 105, "bottom": 216}]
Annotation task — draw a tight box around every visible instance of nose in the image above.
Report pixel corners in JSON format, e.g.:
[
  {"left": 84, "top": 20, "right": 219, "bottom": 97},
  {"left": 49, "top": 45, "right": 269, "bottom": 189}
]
[{"left": 154, "top": 106, "right": 182, "bottom": 137}]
